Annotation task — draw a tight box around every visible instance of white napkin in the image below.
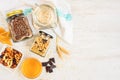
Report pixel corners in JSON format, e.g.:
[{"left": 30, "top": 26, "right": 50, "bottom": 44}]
[{"left": 52, "top": 0, "right": 73, "bottom": 44}]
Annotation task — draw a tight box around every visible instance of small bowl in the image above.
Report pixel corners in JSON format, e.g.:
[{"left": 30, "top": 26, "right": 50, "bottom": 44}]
[{"left": 0, "top": 45, "right": 23, "bottom": 72}]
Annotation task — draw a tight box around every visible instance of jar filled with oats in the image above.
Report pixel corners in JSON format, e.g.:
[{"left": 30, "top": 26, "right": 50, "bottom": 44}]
[{"left": 32, "top": 4, "right": 57, "bottom": 29}]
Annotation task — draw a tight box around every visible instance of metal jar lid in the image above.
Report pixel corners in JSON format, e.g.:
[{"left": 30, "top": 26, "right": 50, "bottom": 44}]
[{"left": 6, "top": 10, "right": 23, "bottom": 18}]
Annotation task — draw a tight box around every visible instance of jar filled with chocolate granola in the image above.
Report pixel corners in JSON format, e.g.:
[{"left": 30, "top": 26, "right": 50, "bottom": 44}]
[{"left": 6, "top": 10, "right": 32, "bottom": 42}]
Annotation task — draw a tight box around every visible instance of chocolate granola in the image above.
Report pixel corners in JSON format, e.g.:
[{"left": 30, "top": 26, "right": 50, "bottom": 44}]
[{"left": 8, "top": 14, "right": 32, "bottom": 41}]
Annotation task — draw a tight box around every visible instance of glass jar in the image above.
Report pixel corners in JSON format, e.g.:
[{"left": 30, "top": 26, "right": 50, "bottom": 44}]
[
  {"left": 6, "top": 10, "right": 33, "bottom": 42},
  {"left": 32, "top": 4, "right": 57, "bottom": 29},
  {"left": 30, "top": 31, "right": 53, "bottom": 57}
]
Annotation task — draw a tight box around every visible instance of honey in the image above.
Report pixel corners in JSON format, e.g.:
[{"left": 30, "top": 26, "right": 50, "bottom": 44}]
[{"left": 21, "top": 58, "right": 42, "bottom": 79}]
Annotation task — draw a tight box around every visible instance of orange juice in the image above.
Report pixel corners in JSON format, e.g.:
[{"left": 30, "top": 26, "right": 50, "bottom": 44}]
[{"left": 21, "top": 58, "right": 42, "bottom": 79}]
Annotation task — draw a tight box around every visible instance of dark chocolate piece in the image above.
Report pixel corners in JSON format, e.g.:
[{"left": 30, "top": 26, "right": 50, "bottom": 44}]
[
  {"left": 51, "top": 64, "right": 56, "bottom": 69},
  {"left": 42, "top": 62, "right": 48, "bottom": 66},
  {"left": 46, "top": 66, "right": 50, "bottom": 72},
  {"left": 49, "top": 58, "right": 55, "bottom": 63},
  {"left": 49, "top": 68, "right": 53, "bottom": 73},
  {"left": 42, "top": 58, "right": 56, "bottom": 73},
  {"left": 48, "top": 60, "right": 53, "bottom": 66},
  {"left": 46, "top": 66, "right": 53, "bottom": 73}
]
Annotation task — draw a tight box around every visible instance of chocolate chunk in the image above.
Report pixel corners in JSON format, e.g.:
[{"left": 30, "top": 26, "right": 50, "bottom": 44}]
[
  {"left": 42, "top": 62, "right": 48, "bottom": 66},
  {"left": 46, "top": 66, "right": 50, "bottom": 72},
  {"left": 46, "top": 66, "right": 53, "bottom": 73},
  {"left": 49, "top": 58, "right": 55, "bottom": 63},
  {"left": 48, "top": 60, "right": 53, "bottom": 66},
  {"left": 42, "top": 58, "right": 56, "bottom": 73},
  {"left": 49, "top": 69, "right": 53, "bottom": 73},
  {"left": 51, "top": 64, "right": 56, "bottom": 69}
]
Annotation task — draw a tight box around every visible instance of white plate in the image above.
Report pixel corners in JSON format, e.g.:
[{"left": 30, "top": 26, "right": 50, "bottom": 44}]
[{"left": 0, "top": 44, "right": 24, "bottom": 73}]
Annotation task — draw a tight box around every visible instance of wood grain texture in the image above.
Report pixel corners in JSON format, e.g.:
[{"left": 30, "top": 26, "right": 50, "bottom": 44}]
[
  {"left": 0, "top": 0, "right": 120, "bottom": 80},
  {"left": 67, "top": 0, "right": 120, "bottom": 80}
]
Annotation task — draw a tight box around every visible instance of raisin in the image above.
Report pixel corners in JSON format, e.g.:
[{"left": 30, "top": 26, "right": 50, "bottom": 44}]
[{"left": 13, "top": 58, "right": 16, "bottom": 65}]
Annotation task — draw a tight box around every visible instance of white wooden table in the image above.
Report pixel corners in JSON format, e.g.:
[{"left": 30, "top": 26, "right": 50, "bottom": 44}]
[
  {"left": 69, "top": 0, "right": 120, "bottom": 80},
  {"left": 0, "top": 0, "right": 120, "bottom": 80}
]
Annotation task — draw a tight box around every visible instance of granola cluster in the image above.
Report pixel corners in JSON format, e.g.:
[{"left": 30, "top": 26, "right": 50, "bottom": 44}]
[{"left": 0, "top": 47, "right": 22, "bottom": 69}]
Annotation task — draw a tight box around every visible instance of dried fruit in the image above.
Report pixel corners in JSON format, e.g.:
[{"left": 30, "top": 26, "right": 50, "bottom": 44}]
[
  {"left": 0, "top": 47, "right": 22, "bottom": 69},
  {"left": 0, "top": 27, "right": 12, "bottom": 45}
]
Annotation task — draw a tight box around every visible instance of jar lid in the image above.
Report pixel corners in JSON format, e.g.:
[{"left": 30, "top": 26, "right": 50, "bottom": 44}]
[{"left": 6, "top": 10, "right": 23, "bottom": 17}]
